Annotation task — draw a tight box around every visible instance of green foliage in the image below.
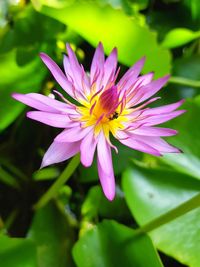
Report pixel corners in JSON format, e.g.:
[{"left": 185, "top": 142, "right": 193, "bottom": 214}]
[
  {"left": 161, "top": 28, "right": 200, "bottom": 48},
  {"left": 0, "top": 235, "right": 37, "bottom": 267},
  {"left": 122, "top": 164, "right": 200, "bottom": 267},
  {"left": 1, "top": 0, "right": 200, "bottom": 266},
  {"left": 0, "top": 49, "right": 46, "bottom": 132},
  {"left": 28, "top": 202, "right": 75, "bottom": 267},
  {"left": 73, "top": 220, "right": 163, "bottom": 267},
  {"left": 35, "top": 1, "right": 171, "bottom": 78},
  {"left": 161, "top": 97, "right": 200, "bottom": 179}
]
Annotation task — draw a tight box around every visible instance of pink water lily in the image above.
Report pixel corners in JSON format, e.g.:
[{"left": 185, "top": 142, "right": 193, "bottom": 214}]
[{"left": 12, "top": 43, "right": 185, "bottom": 201}]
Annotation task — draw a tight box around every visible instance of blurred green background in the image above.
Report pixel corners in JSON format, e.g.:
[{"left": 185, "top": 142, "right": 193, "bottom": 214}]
[{"left": 0, "top": 0, "right": 200, "bottom": 267}]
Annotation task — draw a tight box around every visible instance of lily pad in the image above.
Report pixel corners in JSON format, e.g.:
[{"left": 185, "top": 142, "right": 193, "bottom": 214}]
[
  {"left": 73, "top": 220, "right": 163, "bottom": 267},
  {"left": 123, "top": 164, "right": 200, "bottom": 267},
  {"left": 34, "top": 0, "right": 171, "bottom": 78}
]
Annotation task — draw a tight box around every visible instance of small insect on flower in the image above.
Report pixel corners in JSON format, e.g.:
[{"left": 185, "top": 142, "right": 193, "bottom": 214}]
[{"left": 12, "top": 42, "right": 185, "bottom": 201}]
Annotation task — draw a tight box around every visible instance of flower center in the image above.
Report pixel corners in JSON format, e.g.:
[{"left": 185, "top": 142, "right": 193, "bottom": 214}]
[
  {"left": 77, "top": 86, "right": 128, "bottom": 137},
  {"left": 93, "top": 86, "right": 119, "bottom": 121}
]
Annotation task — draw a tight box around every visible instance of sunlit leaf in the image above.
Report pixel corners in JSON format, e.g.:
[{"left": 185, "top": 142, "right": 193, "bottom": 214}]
[
  {"left": 183, "top": 0, "right": 200, "bottom": 20},
  {"left": 27, "top": 202, "right": 75, "bottom": 267},
  {"left": 33, "top": 167, "right": 59, "bottom": 181},
  {"left": 73, "top": 220, "right": 163, "bottom": 267},
  {"left": 81, "top": 185, "right": 130, "bottom": 222},
  {"left": 0, "top": 49, "right": 46, "bottom": 132},
  {"left": 0, "top": 234, "right": 37, "bottom": 267},
  {"left": 161, "top": 97, "right": 200, "bottom": 179},
  {"left": 123, "top": 164, "right": 200, "bottom": 267},
  {"left": 0, "top": 166, "right": 20, "bottom": 189},
  {"left": 162, "top": 28, "right": 200, "bottom": 48},
  {"left": 34, "top": 1, "right": 171, "bottom": 77}
]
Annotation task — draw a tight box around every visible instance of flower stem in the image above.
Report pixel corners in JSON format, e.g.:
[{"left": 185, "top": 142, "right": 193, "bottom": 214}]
[
  {"left": 169, "top": 76, "right": 200, "bottom": 88},
  {"left": 33, "top": 154, "right": 80, "bottom": 210},
  {"left": 135, "top": 192, "right": 200, "bottom": 235}
]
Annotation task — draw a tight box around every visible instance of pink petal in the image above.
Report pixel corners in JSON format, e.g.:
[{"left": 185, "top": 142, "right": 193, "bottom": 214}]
[
  {"left": 66, "top": 44, "right": 89, "bottom": 93},
  {"left": 90, "top": 42, "right": 105, "bottom": 87},
  {"left": 41, "top": 141, "right": 80, "bottom": 168},
  {"left": 126, "top": 72, "right": 154, "bottom": 102},
  {"left": 12, "top": 93, "right": 76, "bottom": 114},
  {"left": 130, "top": 75, "right": 170, "bottom": 106},
  {"left": 80, "top": 130, "right": 97, "bottom": 167},
  {"left": 131, "top": 134, "right": 181, "bottom": 153},
  {"left": 54, "top": 126, "right": 92, "bottom": 143},
  {"left": 134, "top": 72, "right": 154, "bottom": 87},
  {"left": 63, "top": 55, "right": 74, "bottom": 81},
  {"left": 117, "top": 57, "right": 145, "bottom": 92},
  {"left": 131, "top": 126, "right": 177, "bottom": 136},
  {"left": 143, "top": 110, "right": 186, "bottom": 126},
  {"left": 64, "top": 54, "right": 90, "bottom": 97},
  {"left": 27, "top": 111, "right": 73, "bottom": 128},
  {"left": 40, "top": 53, "right": 75, "bottom": 99},
  {"left": 102, "top": 47, "right": 118, "bottom": 88},
  {"left": 144, "top": 99, "right": 185, "bottom": 115},
  {"left": 97, "top": 132, "right": 115, "bottom": 201},
  {"left": 116, "top": 131, "right": 161, "bottom": 156}
]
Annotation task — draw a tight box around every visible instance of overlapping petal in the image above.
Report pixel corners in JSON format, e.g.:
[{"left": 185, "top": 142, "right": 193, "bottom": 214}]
[
  {"left": 80, "top": 130, "right": 97, "bottom": 167},
  {"left": 97, "top": 132, "right": 115, "bottom": 201},
  {"left": 41, "top": 141, "right": 80, "bottom": 168},
  {"left": 12, "top": 42, "right": 185, "bottom": 201},
  {"left": 27, "top": 111, "right": 74, "bottom": 128},
  {"left": 12, "top": 93, "right": 72, "bottom": 113},
  {"left": 117, "top": 57, "right": 145, "bottom": 93},
  {"left": 54, "top": 126, "right": 92, "bottom": 143},
  {"left": 40, "top": 53, "right": 76, "bottom": 99}
]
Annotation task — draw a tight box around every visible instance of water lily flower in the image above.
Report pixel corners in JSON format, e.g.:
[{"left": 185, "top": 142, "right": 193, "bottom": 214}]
[{"left": 12, "top": 43, "right": 185, "bottom": 201}]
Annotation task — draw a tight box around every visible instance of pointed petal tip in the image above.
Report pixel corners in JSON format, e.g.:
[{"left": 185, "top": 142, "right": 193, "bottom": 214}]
[
  {"left": 141, "top": 55, "right": 146, "bottom": 61},
  {"left": 134, "top": 56, "right": 146, "bottom": 70},
  {"left": 171, "top": 129, "right": 178, "bottom": 135},
  {"left": 98, "top": 41, "right": 103, "bottom": 47},
  {"left": 179, "top": 99, "right": 186, "bottom": 105},
  {"left": 96, "top": 41, "right": 104, "bottom": 51},
  {"left": 104, "top": 189, "right": 115, "bottom": 201},
  {"left": 39, "top": 161, "right": 45, "bottom": 169},
  {"left": 66, "top": 43, "right": 73, "bottom": 52},
  {"left": 11, "top": 92, "right": 26, "bottom": 103},
  {"left": 179, "top": 109, "right": 187, "bottom": 115},
  {"left": 81, "top": 162, "right": 90, "bottom": 168},
  {"left": 39, "top": 52, "right": 47, "bottom": 59},
  {"left": 169, "top": 147, "right": 182, "bottom": 154},
  {"left": 162, "top": 74, "right": 171, "bottom": 84},
  {"left": 112, "top": 47, "right": 118, "bottom": 54},
  {"left": 39, "top": 52, "right": 51, "bottom": 64},
  {"left": 26, "top": 112, "right": 32, "bottom": 119},
  {"left": 11, "top": 92, "right": 19, "bottom": 100},
  {"left": 80, "top": 156, "right": 91, "bottom": 168}
]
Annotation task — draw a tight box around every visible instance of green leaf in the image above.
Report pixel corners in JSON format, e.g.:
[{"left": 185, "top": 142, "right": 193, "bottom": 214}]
[
  {"left": 0, "top": 166, "right": 20, "bottom": 189},
  {"left": 73, "top": 220, "right": 163, "bottom": 267},
  {"left": 0, "top": 49, "right": 46, "bottom": 132},
  {"left": 79, "top": 141, "right": 139, "bottom": 183},
  {"left": 0, "top": 235, "right": 37, "bottom": 267},
  {"left": 34, "top": 154, "right": 80, "bottom": 209},
  {"left": 161, "top": 28, "right": 200, "bottom": 48},
  {"left": 0, "top": 5, "right": 65, "bottom": 54},
  {"left": 35, "top": 1, "right": 171, "bottom": 78},
  {"left": 28, "top": 202, "right": 75, "bottom": 267},
  {"left": 183, "top": 0, "right": 200, "bottom": 20},
  {"left": 33, "top": 167, "right": 59, "bottom": 181},
  {"left": 122, "top": 164, "right": 200, "bottom": 267},
  {"left": 161, "top": 97, "right": 200, "bottom": 179},
  {"left": 81, "top": 185, "right": 130, "bottom": 221}
]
